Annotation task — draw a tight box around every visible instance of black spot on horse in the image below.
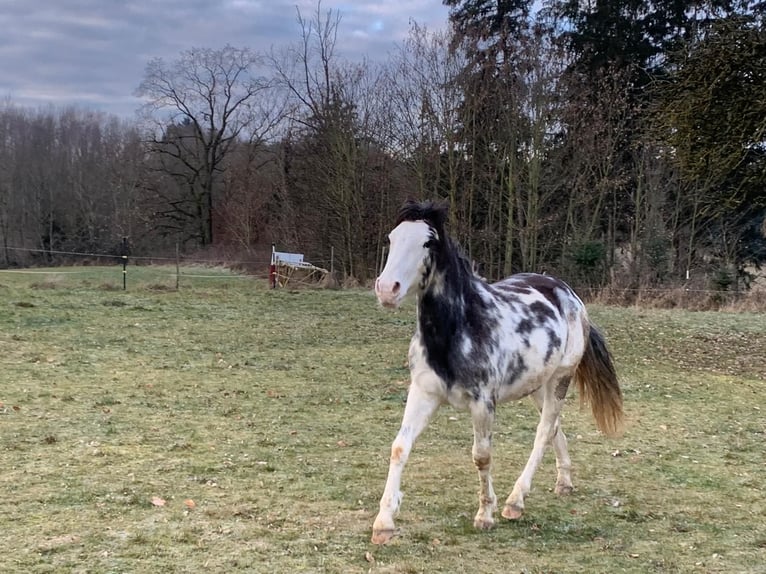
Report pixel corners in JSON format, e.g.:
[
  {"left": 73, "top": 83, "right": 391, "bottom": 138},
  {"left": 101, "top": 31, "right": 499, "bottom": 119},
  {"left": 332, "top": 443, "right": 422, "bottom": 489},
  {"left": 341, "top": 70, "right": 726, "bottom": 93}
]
[
  {"left": 529, "top": 300, "right": 557, "bottom": 323},
  {"left": 545, "top": 329, "right": 563, "bottom": 362},
  {"left": 513, "top": 273, "right": 571, "bottom": 314},
  {"left": 517, "top": 317, "right": 534, "bottom": 335},
  {"left": 555, "top": 376, "right": 571, "bottom": 400},
  {"left": 496, "top": 282, "right": 532, "bottom": 297},
  {"left": 419, "top": 290, "right": 459, "bottom": 382},
  {"left": 503, "top": 352, "right": 527, "bottom": 386}
]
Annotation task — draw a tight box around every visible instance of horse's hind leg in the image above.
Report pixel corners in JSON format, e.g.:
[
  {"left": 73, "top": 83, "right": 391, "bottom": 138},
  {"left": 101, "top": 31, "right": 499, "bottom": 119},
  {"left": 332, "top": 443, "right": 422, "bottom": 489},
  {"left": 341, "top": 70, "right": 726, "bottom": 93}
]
[
  {"left": 470, "top": 398, "right": 497, "bottom": 530},
  {"left": 502, "top": 384, "right": 567, "bottom": 520},
  {"left": 532, "top": 379, "right": 574, "bottom": 495},
  {"left": 553, "top": 377, "right": 574, "bottom": 494},
  {"left": 551, "top": 427, "right": 574, "bottom": 495}
]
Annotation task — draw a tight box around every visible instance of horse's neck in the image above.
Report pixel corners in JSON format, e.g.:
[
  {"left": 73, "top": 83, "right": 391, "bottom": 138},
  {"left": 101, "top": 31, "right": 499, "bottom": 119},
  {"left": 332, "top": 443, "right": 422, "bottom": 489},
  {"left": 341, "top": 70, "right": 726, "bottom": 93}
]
[{"left": 417, "top": 256, "right": 477, "bottom": 335}]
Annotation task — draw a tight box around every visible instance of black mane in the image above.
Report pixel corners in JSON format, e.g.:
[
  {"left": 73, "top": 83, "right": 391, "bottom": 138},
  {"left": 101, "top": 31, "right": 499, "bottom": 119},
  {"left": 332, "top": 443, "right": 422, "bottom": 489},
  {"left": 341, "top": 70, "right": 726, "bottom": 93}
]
[{"left": 395, "top": 199, "right": 448, "bottom": 237}]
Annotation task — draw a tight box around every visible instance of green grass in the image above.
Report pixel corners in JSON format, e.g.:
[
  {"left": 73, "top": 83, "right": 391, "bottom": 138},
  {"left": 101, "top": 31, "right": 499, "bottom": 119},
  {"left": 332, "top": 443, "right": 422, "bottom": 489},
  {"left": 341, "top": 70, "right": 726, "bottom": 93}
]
[{"left": 1, "top": 266, "right": 764, "bottom": 573}]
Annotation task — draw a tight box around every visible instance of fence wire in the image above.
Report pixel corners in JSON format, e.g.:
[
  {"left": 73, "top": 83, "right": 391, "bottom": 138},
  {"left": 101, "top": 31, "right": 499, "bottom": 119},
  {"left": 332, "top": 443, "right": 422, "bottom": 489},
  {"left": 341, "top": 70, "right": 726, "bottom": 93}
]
[
  {"left": 0, "top": 244, "right": 334, "bottom": 289},
  {"left": 1, "top": 244, "right": 761, "bottom": 295}
]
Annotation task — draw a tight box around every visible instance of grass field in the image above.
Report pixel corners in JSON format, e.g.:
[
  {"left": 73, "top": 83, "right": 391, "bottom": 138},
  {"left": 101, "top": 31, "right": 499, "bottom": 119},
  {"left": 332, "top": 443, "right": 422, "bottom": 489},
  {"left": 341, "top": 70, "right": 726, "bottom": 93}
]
[{"left": 1, "top": 266, "right": 764, "bottom": 573}]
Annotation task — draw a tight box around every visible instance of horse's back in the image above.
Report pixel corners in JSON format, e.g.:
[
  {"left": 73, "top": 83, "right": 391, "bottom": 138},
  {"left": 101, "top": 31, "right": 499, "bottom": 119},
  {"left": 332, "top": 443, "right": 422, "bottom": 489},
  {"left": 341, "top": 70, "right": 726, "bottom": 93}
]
[{"left": 492, "top": 273, "right": 584, "bottom": 318}]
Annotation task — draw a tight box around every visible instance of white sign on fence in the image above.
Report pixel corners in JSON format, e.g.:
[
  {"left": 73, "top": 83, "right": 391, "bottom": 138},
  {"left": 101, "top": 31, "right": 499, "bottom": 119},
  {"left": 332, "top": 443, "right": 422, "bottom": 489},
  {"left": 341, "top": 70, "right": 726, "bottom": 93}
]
[{"left": 270, "top": 245, "right": 328, "bottom": 287}]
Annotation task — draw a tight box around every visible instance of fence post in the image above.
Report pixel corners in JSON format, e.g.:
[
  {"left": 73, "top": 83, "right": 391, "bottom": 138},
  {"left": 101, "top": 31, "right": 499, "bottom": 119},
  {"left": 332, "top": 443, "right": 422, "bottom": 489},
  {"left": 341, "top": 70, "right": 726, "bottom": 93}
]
[
  {"left": 176, "top": 241, "right": 180, "bottom": 290},
  {"left": 379, "top": 245, "right": 388, "bottom": 275},
  {"left": 269, "top": 243, "right": 277, "bottom": 289},
  {"left": 121, "top": 236, "right": 128, "bottom": 291}
]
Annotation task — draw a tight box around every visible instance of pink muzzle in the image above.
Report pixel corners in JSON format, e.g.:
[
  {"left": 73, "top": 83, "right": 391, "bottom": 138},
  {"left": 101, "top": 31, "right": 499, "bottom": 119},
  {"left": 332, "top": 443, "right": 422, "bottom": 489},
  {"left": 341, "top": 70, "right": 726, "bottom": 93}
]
[{"left": 375, "top": 277, "right": 401, "bottom": 308}]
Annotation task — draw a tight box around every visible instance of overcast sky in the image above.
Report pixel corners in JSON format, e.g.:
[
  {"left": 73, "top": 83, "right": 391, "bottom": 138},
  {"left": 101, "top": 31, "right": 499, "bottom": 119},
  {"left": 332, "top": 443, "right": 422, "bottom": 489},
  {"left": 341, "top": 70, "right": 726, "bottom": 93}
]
[{"left": 0, "top": 0, "right": 450, "bottom": 119}]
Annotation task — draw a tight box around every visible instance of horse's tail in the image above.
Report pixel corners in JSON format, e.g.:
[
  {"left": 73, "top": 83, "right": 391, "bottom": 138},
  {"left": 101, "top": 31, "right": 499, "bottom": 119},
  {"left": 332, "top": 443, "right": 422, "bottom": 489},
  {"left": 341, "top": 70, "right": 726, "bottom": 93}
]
[{"left": 575, "top": 322, "right": 624, "bottom": 437}]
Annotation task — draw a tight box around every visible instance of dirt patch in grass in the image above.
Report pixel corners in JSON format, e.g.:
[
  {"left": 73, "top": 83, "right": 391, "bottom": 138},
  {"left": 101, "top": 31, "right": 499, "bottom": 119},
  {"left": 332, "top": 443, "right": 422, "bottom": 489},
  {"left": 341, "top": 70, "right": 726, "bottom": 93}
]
[{"left": 675, "top": 331, "right": 766, "bottom": 380}]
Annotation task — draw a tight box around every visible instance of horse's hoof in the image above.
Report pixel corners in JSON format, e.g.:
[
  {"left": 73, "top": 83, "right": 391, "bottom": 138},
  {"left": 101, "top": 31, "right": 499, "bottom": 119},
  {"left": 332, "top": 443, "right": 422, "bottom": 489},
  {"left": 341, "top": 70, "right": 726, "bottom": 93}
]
[
  {"left": 371, "top": 529, "right": 397, "bottom": 545},
  {"left": 555, "top": 484, "right": 574, "bottom": 496},
  {"left": 473, "top": 517, "right": 495, "bottom": 530},
  {"left": 501, "top": 504, "right": 524, "bottom": 520}
]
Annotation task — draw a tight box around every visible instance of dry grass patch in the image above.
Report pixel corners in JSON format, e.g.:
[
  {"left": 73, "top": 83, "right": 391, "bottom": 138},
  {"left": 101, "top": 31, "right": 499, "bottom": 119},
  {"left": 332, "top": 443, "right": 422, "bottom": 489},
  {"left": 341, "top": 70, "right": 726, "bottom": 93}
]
[{"left": 0, "top": 268, "right": 764, "bottom": 572}]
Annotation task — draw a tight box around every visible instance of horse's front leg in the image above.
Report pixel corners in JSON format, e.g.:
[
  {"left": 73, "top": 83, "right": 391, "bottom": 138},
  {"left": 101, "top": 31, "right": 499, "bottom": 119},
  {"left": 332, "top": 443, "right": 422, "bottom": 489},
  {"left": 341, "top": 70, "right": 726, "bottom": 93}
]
[
  {"left": 471, "top": 398, "right": 497, "bottom": 529},
  {"left": 371, "top": 380, "right": 441, "bottom": 544}
]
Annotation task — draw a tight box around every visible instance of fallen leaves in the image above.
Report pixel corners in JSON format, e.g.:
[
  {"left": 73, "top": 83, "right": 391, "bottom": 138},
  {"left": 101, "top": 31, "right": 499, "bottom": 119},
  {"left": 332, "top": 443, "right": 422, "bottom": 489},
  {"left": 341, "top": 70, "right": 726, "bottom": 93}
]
[
  {"left": 150, "top": 497, "right": 198, "bottom": 511},
  {"left": 0, "top": 402, "right": 13, "bottom": 415}
]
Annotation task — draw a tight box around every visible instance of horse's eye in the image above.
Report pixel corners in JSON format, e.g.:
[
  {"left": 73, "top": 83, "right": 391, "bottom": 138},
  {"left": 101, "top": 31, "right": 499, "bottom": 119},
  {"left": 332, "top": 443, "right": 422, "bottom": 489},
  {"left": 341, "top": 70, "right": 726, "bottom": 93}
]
[{"left": 424, "top": 239, "right": 435, "bottom": 249}]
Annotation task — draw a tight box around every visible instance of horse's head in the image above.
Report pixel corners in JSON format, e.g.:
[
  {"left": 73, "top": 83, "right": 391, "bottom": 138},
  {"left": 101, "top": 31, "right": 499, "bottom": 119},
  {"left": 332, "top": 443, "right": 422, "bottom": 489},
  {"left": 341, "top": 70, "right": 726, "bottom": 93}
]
[{"left": 375, "top": 200, "right": 447, "bottom": 308}]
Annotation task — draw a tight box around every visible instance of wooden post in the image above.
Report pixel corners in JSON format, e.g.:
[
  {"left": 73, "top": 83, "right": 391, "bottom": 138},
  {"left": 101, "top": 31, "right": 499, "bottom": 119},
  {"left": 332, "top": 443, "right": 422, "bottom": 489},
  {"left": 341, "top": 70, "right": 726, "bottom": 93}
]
[
  {"left": 121, "top": 236, "right": 128, "bottom": 290},
  {"left": 175, "top": 241, "right": 180, "bottom": 290},
  {"left": 379, "top": 245, "right": 388, "bottom": 275},
  {"left": 270, "top": 243, "right": 277, "bottom": 289}
]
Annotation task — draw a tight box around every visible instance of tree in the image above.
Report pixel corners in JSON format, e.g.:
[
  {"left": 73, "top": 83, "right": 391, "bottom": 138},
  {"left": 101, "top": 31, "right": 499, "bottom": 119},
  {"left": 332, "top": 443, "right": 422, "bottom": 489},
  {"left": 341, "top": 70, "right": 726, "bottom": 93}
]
[
  {"left": 549, "top": 0, "right": 738, "bottom": 82},
  {"left": 443, "top": 0, "right": 574, "bottom": 279},
  {"left": 380, "top": 22, "right": 465, "bottom": 229},
  {"left": 271, "top": 3, "right": 392, "bottom": 281},
  {"left": 652, "top": 14, "right": 766, "bottom": 275},
  {"left": 551, "top": 66, "right": 635, "bottom": 283},
  {"left": 136, "top": 45, "right": 279, "bottom": 247},
  {"left": 0, "top": 104, "right": 145, "bottom": 266}
]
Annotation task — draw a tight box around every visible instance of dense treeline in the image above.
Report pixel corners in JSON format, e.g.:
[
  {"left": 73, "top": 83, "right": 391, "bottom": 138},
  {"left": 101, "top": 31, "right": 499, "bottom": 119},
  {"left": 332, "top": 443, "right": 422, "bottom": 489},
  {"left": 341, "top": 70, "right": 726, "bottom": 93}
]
[{"left": 1, "top": 0, "right": 764, "bottom": 294}]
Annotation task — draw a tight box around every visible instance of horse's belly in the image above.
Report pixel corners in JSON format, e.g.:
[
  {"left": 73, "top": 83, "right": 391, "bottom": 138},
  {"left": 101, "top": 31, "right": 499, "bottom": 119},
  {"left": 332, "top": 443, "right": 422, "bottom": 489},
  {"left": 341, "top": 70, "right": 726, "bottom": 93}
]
[
  {"left": 495, "top": 357, "right": 561, "bottom": 402},
  {"left": 496, "top": 378, "right": 543, "bottom": 402},
  {"left": 444, "top": 385, "right": 478, "bottom": 410}
]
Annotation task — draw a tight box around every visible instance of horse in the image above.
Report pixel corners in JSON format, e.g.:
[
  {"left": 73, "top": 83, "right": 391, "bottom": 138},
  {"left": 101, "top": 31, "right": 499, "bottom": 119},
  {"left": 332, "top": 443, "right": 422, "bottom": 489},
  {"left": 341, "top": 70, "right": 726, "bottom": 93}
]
[{"left": 371, "top": 199, "right": 624, "bottom": 545}]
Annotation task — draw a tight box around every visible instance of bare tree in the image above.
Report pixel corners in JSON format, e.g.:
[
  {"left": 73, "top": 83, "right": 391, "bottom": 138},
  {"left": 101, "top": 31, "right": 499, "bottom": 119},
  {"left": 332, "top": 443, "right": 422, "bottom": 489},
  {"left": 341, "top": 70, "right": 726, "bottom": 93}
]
[
  {"left": 381, "top": 23, "right": 464, "bottom": 201},
  {"left": 552, "top": 68, "right": 634, "bottom": 285},
  {"left": 376, "top": 23, "right": 467, "bottom": 270},
  {"left": 0, "top": 103, "right": 146, "bottom": 265},
  {"left": 136, "top": 45, "right": 281, "bottom": 247},
  {"left": 501, "top": 29, "right": 566, "bottom": 275},
  {"left": 270, "top": 2, "right": 390, "bottom": 280}
]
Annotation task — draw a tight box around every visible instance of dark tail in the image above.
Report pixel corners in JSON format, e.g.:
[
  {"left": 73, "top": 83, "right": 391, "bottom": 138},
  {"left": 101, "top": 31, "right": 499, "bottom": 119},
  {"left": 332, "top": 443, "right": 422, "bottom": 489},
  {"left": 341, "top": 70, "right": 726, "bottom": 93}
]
[{"left": 575, "top": 322, "right": 624, "bottom": 437}]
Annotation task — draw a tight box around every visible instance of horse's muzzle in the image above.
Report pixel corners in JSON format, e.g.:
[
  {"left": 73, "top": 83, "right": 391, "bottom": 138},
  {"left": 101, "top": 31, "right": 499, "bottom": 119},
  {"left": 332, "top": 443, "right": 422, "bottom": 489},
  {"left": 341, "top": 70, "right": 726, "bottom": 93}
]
[{"left": 375, "top": 278, "right": 402, "bottom": 308}]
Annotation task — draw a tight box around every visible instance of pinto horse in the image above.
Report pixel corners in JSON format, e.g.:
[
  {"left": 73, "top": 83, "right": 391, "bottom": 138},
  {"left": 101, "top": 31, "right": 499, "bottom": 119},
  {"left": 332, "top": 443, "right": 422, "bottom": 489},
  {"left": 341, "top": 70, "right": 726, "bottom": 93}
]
[{"left": 371, "top": 200, "right": 624, "bottom": 545}]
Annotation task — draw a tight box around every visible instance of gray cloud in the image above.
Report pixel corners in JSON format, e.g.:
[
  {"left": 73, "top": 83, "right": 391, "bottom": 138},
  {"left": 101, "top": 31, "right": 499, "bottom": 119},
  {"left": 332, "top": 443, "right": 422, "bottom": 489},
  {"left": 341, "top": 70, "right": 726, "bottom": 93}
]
[{"left": 0, "top": 0, "right": 449, "bottom": 118}]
